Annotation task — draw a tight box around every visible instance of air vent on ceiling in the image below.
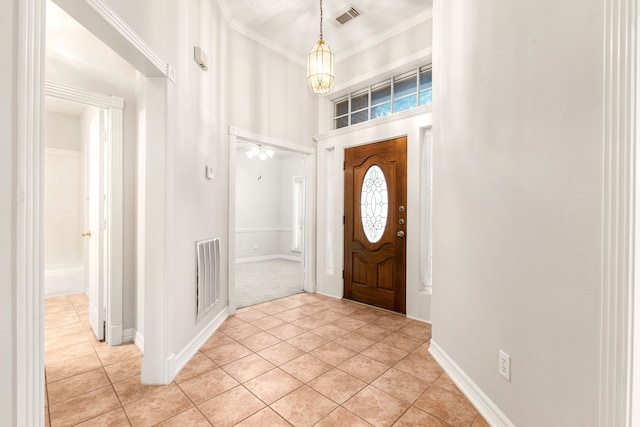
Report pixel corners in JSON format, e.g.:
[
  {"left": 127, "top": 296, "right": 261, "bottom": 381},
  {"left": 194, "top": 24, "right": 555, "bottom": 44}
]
[{"left": 335, "top": 6, "right": 361, "bottom": 25}]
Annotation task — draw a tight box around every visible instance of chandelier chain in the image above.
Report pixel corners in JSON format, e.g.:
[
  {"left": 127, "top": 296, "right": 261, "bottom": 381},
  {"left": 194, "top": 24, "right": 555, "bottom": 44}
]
[{"left": 319, "top": 0, "right": 324, "bottom": 41}]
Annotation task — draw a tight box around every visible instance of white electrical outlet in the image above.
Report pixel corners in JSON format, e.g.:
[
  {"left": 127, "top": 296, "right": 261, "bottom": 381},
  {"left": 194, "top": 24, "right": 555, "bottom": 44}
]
[{"left": 499, "top": 350, "right": 511, "bottom": 381}]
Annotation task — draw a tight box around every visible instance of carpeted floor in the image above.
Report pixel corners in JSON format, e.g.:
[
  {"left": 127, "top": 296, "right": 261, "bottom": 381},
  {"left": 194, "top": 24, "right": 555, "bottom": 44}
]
[{"left": 235, "top": 258, "right": 303, "bottom": 308}]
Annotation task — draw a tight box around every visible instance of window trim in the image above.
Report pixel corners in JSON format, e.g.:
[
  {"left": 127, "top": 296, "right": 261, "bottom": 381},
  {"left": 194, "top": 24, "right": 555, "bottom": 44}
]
[{"left": 291, "top": 175, "right": 304, "bottom": 252}]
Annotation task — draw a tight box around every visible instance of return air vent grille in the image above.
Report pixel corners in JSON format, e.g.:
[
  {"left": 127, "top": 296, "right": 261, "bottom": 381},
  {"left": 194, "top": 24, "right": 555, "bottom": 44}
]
[
  {"left": 196, "top": 237, "right": 220, "bottom": 320},
  {"left": 336, "top": 6, "right": 361, "bottom": 25}
]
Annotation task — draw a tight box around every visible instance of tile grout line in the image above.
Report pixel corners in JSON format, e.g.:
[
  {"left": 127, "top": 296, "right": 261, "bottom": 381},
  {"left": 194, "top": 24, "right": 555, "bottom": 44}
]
[
  {"left": 46, "top": 295, "right": 134, "bottom": 426},
  {"left": 172, "top": 376, "right": 217, "bottom": 425},
  {"left": 46, "top": 293, "right": 478, "bottom": 426},
  {"left": 218, "top": 314, "right": 391, "bottom": 426}
]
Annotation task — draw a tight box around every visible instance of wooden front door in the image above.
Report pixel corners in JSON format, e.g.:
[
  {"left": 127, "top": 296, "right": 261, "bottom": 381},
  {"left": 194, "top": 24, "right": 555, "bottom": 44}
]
[{"left": 344, "top": 137, "right": 407, "bottom": 313}]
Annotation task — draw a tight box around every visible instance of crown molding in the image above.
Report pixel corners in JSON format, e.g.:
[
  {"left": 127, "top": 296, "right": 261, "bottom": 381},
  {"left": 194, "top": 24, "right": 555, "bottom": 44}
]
[
  {"left": 337, "top": 9, "right": 432, "bottom": 62},
  {"left": 215, "top": 1, "right": 432, "bottom": 68},
  {"left": 327, "top": 48, "right": 432, "bottom": 98},
  {"left": 228, "top": 20, "right": 307, "bottom": 67}
]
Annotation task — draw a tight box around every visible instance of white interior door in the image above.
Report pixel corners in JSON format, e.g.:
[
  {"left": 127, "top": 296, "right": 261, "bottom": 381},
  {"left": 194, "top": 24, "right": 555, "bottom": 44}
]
[{"left": 85, "top": 108, "right": 106, "bottom": 341}]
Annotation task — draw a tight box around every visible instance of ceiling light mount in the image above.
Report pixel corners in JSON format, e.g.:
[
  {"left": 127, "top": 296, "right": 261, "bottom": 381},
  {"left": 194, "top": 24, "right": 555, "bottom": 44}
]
[
  {"left": 307, "top": 0, "right": 335, "bottom": 94},
  {"left": 246, "top": 145, "right": 275, "bottom": 160}
]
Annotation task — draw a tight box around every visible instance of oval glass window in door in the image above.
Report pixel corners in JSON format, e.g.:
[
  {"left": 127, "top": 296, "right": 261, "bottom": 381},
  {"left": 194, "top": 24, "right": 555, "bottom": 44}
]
[{"left": 360, "top": 165, "right": 389, "bottom": 243}]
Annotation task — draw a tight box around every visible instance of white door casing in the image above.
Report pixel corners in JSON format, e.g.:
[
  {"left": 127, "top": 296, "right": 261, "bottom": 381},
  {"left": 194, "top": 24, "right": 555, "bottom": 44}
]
[
  {"left": 49, "top": 0, "right": 177, "bottom": 386},
  {"left": 16, "top": 1, "right": 176, "bottom": 422}
]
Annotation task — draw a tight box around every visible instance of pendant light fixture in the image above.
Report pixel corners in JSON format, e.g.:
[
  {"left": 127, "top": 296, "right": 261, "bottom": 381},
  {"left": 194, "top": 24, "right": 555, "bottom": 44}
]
[{"left": 307, "top": 0, "right": 334, "bottom": 94}]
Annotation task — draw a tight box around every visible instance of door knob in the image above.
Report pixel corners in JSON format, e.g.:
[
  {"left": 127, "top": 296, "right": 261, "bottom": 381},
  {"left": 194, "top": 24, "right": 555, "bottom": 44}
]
[
  {"left": 81, "top": 231, "right": 92, "bottom": 237},
  {"left": 396, "top": 231, "right": 405, "bottom": 237}
]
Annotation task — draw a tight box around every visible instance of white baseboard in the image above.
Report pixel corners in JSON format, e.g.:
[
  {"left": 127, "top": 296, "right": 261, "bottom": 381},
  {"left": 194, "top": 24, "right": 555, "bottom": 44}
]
[
  {"left": 123, "top": 328, "right": 135, "bottom": 343},
  {"left": 316, "top": 291, "right": 342, "bottom": 299},
  {"left": 305, "top": 280, "right": 317, "bottom": 294},
  {"left": 429, "top": 340, "right": 516, "bottom": 427},
  {"left": 406, "top": 315, "right": 432, "bottom": 325},
  {"left": 236, "top": 254, "right": 302, "bottom": 264},
  {"left": 109, "top": 324, "right": 123, "bottom": 345},
  {"left": 173, "top": 308, "right": 229, "bottom": 378},
  {"left": 278, "top": 254, "right": 303, "bottom": 262},
  {"left": 122, "top": 328, "right": 144, "bottom": 353}
]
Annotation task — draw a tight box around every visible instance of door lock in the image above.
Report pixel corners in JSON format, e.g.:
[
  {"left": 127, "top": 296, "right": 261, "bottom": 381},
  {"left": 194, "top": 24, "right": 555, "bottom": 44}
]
[
  {"left": 396, "top": 231, "right": 405, "bottom": 237},
  {"left": 81, "top": 231, "right": 92, "bottom": 237}
]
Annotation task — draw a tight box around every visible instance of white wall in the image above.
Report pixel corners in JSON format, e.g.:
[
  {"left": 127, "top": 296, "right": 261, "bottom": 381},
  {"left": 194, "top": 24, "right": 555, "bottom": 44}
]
[
  {"left": 235, "top": 152, "right": 304, "bottom": 261},
  {"left": 100, "top": 0, "right": 319, "bottom": 358},
  {"left": 44, "top": 111, "right": 83, "bottom": 267},
  {"left": 236, "top": 153, "right": 281, "bottom": 230},
  {"left": 431, "top": 0, "right": 603, "bottom": 425},
  {"left": 167, "top": 0, "right": 231, "bottom": 354},
  {"left": 236, "top": 153, "right": 282, "bottom": 259},
  {"left": 44, "top": 148, "right": 82, "bottom": 265},
  {"left": 44, "top": 110, "right": 81, "bottom": 150},
  {"left": 227, "top": 30, "right": 319, "bottom": 147},
  {"left": 334, "top": 19, "right": 432, "bottom": 90},
  {"left": 0, "top": 0, "right": 17, "bottom": 423}
]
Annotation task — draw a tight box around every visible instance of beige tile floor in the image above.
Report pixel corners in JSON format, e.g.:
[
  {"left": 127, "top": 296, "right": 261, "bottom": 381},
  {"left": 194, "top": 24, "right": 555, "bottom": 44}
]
[{"left": 44, "top": 292, "right": 489, "bottom": 426}]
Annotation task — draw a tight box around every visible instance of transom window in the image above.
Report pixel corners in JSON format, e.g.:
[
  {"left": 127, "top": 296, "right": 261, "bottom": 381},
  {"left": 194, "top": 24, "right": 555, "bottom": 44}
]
[{"left": 334, "top": 65, "right": 432, "bottom": 129}]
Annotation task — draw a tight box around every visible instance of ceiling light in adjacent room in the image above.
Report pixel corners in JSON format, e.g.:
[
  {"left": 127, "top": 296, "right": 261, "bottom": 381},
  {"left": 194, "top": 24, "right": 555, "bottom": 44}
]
[
  {"left": 246, "top": 145, "right": 275, "bottom": 160},
  {"left": 307, "top": 0, "right": 334, "bottom": 94}
]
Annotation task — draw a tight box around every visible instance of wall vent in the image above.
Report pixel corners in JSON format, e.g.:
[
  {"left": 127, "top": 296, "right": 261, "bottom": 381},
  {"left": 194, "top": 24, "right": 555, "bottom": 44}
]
[
  {"left": 335, "top": 6, "right": 361, "bottom": 25},
  {"left": 196, "top": 238, "right": 220, "bottom": 320}
]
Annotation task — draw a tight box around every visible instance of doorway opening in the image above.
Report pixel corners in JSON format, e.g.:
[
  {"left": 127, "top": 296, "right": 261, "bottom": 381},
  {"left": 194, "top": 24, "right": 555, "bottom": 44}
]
[
  {"left": 45, "top": 0, "right": 132, "bottom": 346},
  {"left": 228, "top": 128, "right": 316, "bottom": 313},
  {"left": 44, "top": 96, "right": 113, "bottom": 344},
  {"left": 18, "top": 0, "right": 175, "bottom": 420},
  {"left": 234, "top": 143, "right": 307, "bottom": 308}
]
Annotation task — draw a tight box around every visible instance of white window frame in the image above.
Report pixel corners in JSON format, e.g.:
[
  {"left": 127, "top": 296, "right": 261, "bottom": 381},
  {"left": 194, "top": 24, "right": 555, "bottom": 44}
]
[
  {"left": 333, "top": 65, "right": 432, "bottom": 129},
  {"left": 291, "top": 175, "right": 304, "bottom": 252}
]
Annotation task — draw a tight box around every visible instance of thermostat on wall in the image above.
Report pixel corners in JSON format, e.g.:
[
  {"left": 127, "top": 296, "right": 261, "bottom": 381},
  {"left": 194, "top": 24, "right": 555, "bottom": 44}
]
[{"left": 194, "top": 46, "right": 208, "bottom": 71}]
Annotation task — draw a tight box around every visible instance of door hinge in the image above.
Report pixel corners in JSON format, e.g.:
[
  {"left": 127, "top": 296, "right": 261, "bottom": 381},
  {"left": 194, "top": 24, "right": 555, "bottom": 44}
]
[
  {"left": 342, "top": 270, "right": 345, "bottom": 279},
  {"left": 343, "top": 161, "right": 345, "bottom": 170},
  {"left": 343, "top": 215, "right": 345, "bottom": 225}
]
